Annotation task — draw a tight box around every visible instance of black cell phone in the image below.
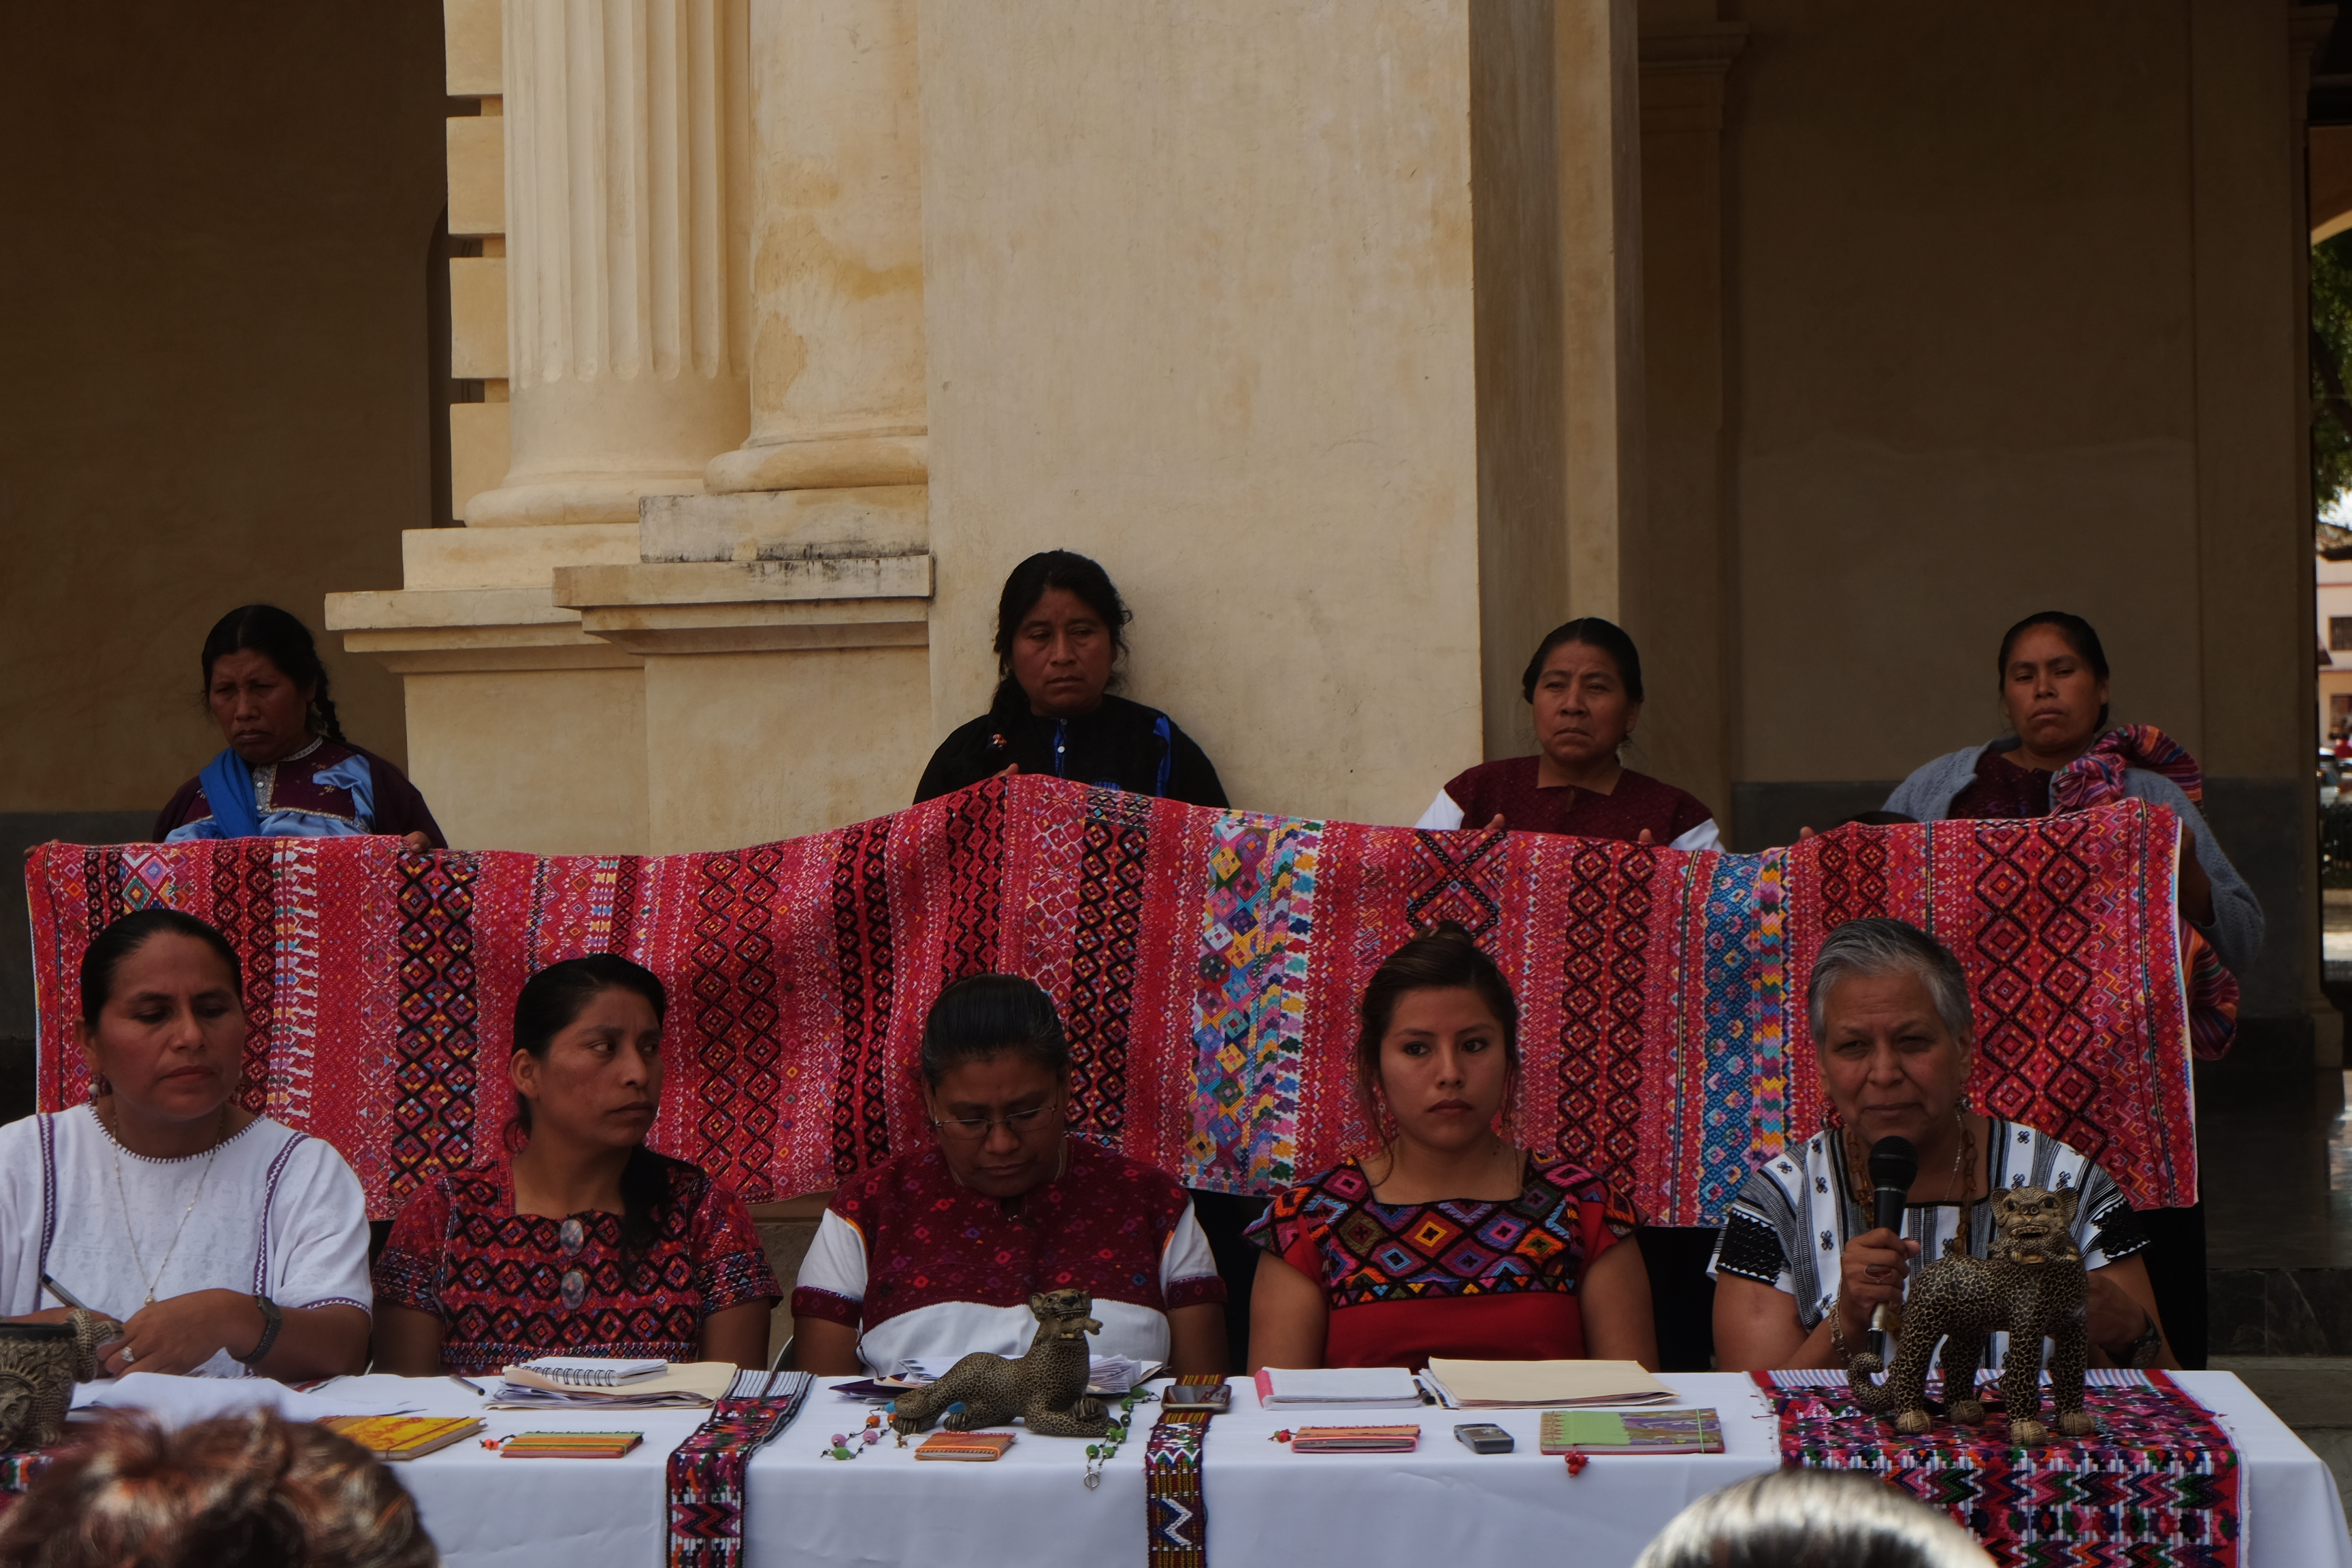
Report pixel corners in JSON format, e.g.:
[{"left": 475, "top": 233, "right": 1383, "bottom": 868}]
[
  {"left": 1454, "top": 1422, "right": 1514, "bottom": 1454},
  {"left": 1163, "top": 1382, "right": 1232, "bottom": 1412}
]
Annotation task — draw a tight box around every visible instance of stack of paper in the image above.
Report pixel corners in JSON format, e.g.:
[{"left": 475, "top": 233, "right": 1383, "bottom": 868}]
[
  {"left": 1539, "top": 1409, "right": 1723, "bottom": 1455},
  {"left": 1419, "top": 1359, "right": 1674, "bottom": 1409},
  {"left": 491, "top": 1361, "right": 738, "bottom": 1409},
  {"left": 1253, "top": 1367, "right": 1424, "bottom": 1409},
  {"left": 1288, "top": 1425, "right": 1420, "bottom": 1452},
  {"left": 894, "top": 1355, "right": 1158, "bottom": 1393}
]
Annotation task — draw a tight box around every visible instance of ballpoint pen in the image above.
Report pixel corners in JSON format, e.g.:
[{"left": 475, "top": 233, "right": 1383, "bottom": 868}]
[{"left": 39, "top": 1274, "right": 90, "bottom": 1313}]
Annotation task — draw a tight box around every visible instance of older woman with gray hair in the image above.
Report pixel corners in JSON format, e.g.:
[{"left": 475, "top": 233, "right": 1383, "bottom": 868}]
[
  {"left": 1633, "top": 1470, "right": 1991, "bottom": 1568},
  {"left": 1708, "top": 918, "right": 2173, "bottom": 1372}
]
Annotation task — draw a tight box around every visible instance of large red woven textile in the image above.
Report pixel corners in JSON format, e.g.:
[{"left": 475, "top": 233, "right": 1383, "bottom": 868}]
[{"left": 22, "top": 777, "right": 2196, "bottom": 1224}]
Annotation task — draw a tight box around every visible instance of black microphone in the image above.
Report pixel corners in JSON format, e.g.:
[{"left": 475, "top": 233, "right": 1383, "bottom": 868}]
[
  {"left": 1866, "top": 1136, "right": 1918, "bottom": 1336},
  {"left": 1869, "top": 1136, "right": 1917, "bottom": 1236}
]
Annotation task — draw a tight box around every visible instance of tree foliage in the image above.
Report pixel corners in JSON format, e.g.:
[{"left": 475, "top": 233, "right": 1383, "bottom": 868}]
[{"left": 2313, "top": 232, "right": 2352, "bottom": 531}]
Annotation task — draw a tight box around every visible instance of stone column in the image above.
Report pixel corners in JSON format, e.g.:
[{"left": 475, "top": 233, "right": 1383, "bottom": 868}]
[
  {"left": 468, "top": 0, "right": 753, "bottom": 525},
  {"left": 704, "top": 0, "right": 926, "bottom": 494}
]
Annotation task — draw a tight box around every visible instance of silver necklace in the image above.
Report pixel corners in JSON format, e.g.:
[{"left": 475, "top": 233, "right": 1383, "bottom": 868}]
[{"left": 107, "top": 1103, "right": 229, "bottom": 1308}]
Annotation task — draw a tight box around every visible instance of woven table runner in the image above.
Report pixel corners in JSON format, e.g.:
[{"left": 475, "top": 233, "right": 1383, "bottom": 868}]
[
  {"left": 1757, "top": 1370, "right": 2241, "bottom": 1567},
  {"left": 666, "top": 1370, "right": 813, "bottom": 1568},
  {"left": 1145, "top": 1407, "right": 1213, "bottom": 1568},
  {"left": 24, "top": 779, "right": 2202, "bottom": 1224}
]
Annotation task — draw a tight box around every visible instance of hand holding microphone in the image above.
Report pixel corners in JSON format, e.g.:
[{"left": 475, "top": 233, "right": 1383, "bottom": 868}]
[{"left": 1865, "top": 1136, "right": 1917, "bottom": 1334}]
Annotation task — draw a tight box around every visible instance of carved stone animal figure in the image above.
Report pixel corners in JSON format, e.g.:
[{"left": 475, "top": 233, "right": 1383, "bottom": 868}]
[
  {"left": 887, "top": 1288, "right": 1110, "bottom": 1438},
  {"left": 1846, "top": 1185, "right": 2093, "bottom": 1446},
  {"left": 0, "top": 1309, "right": 120, "bottom": 1451}
]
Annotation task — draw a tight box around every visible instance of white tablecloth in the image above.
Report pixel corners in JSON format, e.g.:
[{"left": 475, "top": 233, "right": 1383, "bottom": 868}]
[{"left": 334, "top": 1371, "right": 2349, "bottom": 1568}]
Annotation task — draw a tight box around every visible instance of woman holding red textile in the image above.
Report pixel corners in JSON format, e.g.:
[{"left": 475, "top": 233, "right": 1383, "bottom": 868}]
[
  {"left": 1881, "top": 609, "right": 2257, "bottom": 1370},
  {"left": 1245, "top": 924, "right": 1657, "bottom": 1371},
  {"left": 156, "top": 605, "right": 444, "bottom": 850},
  {"left": 1882, "top": 609, "right": 2259, "bottom": 973},
  {"left": 372, "top": 956, "right": 779, "bottom": 1375},
  {"left": 791, "top": 975, "right": 1229, "bottom": 1377},
  {"left": 1415, "top": 618, "right": 1716, "bottom": 848}
]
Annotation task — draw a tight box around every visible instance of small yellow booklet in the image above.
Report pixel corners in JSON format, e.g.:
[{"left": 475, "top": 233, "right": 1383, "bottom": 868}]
[
  {"left": 321, "top": 1416, "right": 485, "bottom": 1460},
  {"left": 1423, "top": 1358, "right": 1674, "bottom": 1408}
]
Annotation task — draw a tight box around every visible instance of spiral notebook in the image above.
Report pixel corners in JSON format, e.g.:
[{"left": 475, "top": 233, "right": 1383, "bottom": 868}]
[
  {"left": 512, "top": 1357, "right": 666, "bottom": 1386},
  {"left": 493, "top": 1361, "right": 738, "bottom": 1407}
]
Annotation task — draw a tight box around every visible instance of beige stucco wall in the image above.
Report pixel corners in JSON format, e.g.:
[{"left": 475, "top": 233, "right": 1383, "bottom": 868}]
[
  {"left": 1725, "top": 3, "right": 2211, "bottom": 783},
  {"left": 0, "top": 5, "right": 446, "bottom": 815},
  {"left": 918, "top": 1, "right": 1487, "bottom": 826}
]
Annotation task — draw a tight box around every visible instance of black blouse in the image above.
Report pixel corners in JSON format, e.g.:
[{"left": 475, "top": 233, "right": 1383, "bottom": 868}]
[{"left": 914, "top": 693, "right": 1228, "bottom": 808}]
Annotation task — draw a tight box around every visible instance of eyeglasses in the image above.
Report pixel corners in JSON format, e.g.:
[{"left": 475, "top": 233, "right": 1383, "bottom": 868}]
[{"left": 928, "top": 1102, "right": 1062, "bottom": 1141}]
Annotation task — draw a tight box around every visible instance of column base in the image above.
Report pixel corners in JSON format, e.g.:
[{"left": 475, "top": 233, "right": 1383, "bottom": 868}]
[
  {"left": 466, "top": 474, "right": 707, "bottom": 527},
  {"left": 704, "top": 431, "right": 927, "bottom": 494}
]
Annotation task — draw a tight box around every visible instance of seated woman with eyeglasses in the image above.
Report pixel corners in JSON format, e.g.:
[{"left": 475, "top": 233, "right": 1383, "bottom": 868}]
[
  {"left": 370, "top": 956, "right": 781, "bottom": 1374},
  {"left": 791, "top": 975, "right": 1229, "bottom": 1377}
]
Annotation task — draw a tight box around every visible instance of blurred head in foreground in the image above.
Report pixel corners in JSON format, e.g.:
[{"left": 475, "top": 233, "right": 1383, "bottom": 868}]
[
  {"left": 0, "top": 1411, "right": 437, "bottom": 1568},
  {"left": 1632, "top": 1470, "right": 1991, "bottom": 1568}
]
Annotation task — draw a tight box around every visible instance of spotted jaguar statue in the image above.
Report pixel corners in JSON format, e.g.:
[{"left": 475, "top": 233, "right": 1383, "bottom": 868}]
[
  {"left": 1845, "top": 1184, "right": 2094, "bottom": 1446},
  {"left": 0, "top": 1309, "right": 122, "bottom": 1451},
  {"left": 886, "top": 1288, "right": 1111, "bottom": 1439}
]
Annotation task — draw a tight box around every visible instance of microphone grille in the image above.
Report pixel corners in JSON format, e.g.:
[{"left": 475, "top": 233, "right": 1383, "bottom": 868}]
[{"left": 1867, "top": 1134, "right": 1918, "bottom": 1188}]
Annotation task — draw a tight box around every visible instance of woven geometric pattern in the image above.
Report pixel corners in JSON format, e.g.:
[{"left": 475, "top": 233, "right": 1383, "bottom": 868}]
[
  {"left": 666, "top": 1371, "right": 812, "bottom": 1568},
  {"left": 1759, "top": 1370, "right": 2240, "bottom": 1568},
  {"left": 24, "top": 779, "right": 2196, "bottom": 1223},
  {"left": 1145, "top": 1407, "right": 1213, "bottom": 1568}
]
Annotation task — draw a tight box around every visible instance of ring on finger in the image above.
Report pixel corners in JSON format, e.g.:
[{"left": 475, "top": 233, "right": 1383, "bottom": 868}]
[{"left": 120, "top": 1346, "right": 135, "bottom": 1365}]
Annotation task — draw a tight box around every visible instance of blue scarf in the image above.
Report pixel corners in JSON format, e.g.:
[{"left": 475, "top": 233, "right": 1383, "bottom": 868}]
[{"left": 197, "top": 749, "right": 263, "bottom": 839}]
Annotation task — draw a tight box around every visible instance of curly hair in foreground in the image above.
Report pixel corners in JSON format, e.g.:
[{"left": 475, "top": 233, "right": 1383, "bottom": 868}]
[
  {"left": 0, "top": 1410, "right": 437, "bottom": 1568},
  {"left": 1632, "top": 1469, "right": 1991, "bottom": 1568}
]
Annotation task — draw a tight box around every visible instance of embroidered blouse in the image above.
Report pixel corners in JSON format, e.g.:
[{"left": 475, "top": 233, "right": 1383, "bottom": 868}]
[
  {"left": 372, "top": 1156, "right": 780, "bottom": 1375},
  {"left": 1415, "top": 759, "right": 1718, "bottom": 849},
  {"left": 1245, "top": 1155, "right": 1639, "bottom": 1369},
  {"left": 0, "top": 1107, "right": 372, "bottom": 1377},
  {"left": 156, "top": 736, "right": 445, "bottom": 846},
  {"left": 791, "top": 1139, "right": 1226, "bottom": 1375},
  {"left": 1707, "top": 1117, "right": 2147, "bottom": 1369}
]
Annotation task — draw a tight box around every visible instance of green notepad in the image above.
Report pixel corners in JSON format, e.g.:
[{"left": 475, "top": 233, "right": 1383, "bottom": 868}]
[{"left": 1539, "top": 1408, "right": 1723, "bottom": 1455}]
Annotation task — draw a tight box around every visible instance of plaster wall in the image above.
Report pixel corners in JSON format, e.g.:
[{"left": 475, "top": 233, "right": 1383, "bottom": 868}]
[
  {"left": 1725, "top": 1, "right": 2206, "bottom": 785},
  {"left": 0, "top": 2, "right": 446, "bottom": 814},
  {"left": 402, "top": 668, "right": 650, "bottom": 856},
  {"left": 917, "top": 1, "right": 1486, "bottom": 826},
  {"left": 641, "top": 647, "right": 932, "bottom": 851}
]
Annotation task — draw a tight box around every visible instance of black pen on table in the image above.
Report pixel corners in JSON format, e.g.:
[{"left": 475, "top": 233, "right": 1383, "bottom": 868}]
[{"left": 39, "top": 1274, "right": 90, "bottom": 1313}]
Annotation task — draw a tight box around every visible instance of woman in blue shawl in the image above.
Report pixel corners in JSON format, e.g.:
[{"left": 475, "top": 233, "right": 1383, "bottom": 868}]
[{"left": 154, "top": 605, "right": 444, "bottom": 848}]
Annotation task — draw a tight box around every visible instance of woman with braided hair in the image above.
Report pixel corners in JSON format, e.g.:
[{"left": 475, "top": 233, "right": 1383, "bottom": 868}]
[{"left": 154, "top": 604, "right": 444, "bottom": 849}]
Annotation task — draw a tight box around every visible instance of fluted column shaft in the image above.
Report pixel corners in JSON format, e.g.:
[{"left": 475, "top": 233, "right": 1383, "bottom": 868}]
[
  {"left": 704, "top": 0, "right": 926, "bottom": 494},
  {"left": 474, "top": 0, "right": 751, "bottom": 525}
]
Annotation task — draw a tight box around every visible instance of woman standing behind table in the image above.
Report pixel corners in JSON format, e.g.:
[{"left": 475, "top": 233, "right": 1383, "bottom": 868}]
[
  {"left": 0, "top": 910, "right": 372, "bottom": 1379},
  {"left": 155, "top": 604, "right": 444, "bottom": 849},
  {"left": 791, "top": 975, "right": 1229, "bottom": 1377},
  {"left": 1416, "top": 617, "right": 1718, "bottom": 848},
  {"left": 1882, "top": 610, "right": 2259, "bottom": 971},
  {"left": 1880, "top": 609, "right": 2260, "bottom": 1369},
  {"left": 1246, "top": 924, "right": 1657, "bottom": 1371},
  {"left": 914, "top": 551, "right": 1228, "bottom": 808},
  {"left": 372, "top": 956, "right": 779, "bottom": 1374}
]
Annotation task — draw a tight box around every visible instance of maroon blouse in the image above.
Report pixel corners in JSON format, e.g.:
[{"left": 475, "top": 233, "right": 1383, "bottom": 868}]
[
  {"left": 1946, "top": 748, "right": 2055, "bottom": 821},
  {"left": 1440, "top": 759, "right": 1715, "bottom": 844}
]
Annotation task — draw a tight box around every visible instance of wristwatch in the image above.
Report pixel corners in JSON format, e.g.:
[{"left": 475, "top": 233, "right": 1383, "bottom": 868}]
[
  {"left": 2125, "top": 1310, "right": 2163, "bottom": 1370},
  {"left": 238, "top": 1294, "right": 284, "bottom": 1367}
]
